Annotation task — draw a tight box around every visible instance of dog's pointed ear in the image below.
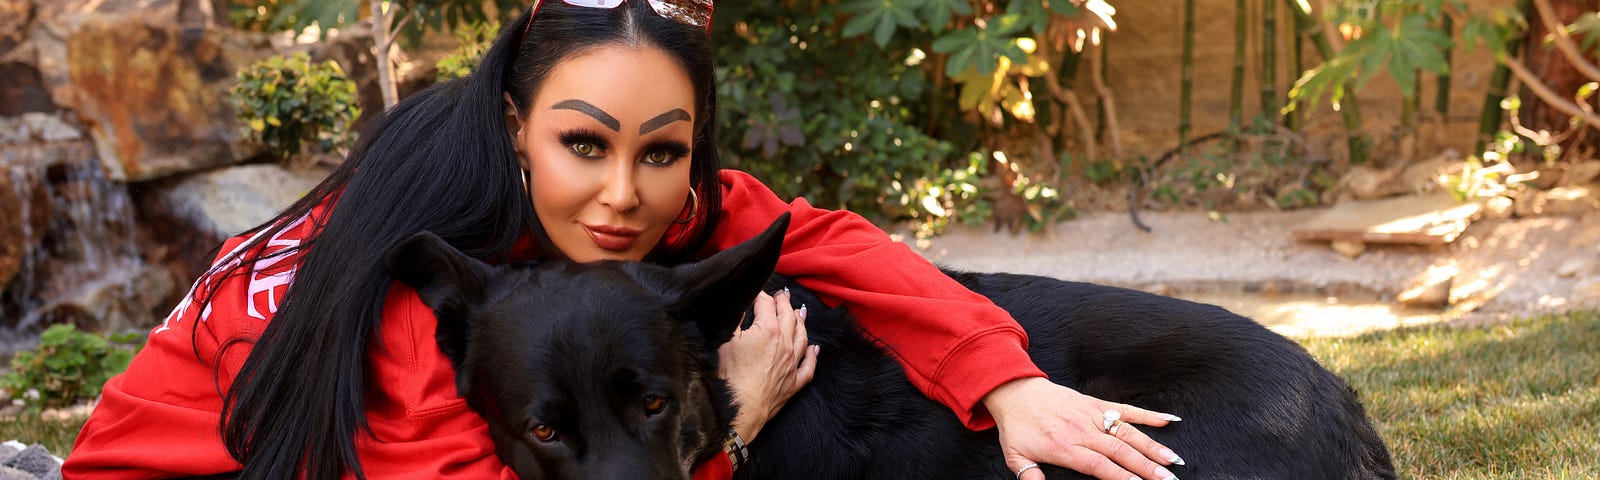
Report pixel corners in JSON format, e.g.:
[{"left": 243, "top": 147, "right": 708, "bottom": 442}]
[
  {"left": 386, "top": 231, "right": 497, "bottom": 365},
  {"left": 668, "top": 213, "right": 789, "bottom": 347}
]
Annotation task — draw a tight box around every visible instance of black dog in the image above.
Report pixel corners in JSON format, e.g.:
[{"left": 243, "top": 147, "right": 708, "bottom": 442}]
[{"left": 387, "top": 214, "right": 1395, "bottom": 479}]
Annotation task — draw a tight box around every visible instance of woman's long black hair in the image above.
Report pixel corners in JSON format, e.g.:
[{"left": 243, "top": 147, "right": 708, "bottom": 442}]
[{"left": 208, "top": 3, "right": 724, "bottom": 478}]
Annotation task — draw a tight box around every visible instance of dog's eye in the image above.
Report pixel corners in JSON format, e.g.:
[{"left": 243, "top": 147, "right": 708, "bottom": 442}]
[
  {"left": 530, "top": 424, "right": 557, "bottom": 442},
  {"left": 643, "top": 394, "right": 670, "bottom": 415}
]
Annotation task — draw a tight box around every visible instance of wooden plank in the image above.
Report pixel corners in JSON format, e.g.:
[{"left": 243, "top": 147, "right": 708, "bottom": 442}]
[{"left": 1292, "top": 193, "right": 1481, "bottom": 245}]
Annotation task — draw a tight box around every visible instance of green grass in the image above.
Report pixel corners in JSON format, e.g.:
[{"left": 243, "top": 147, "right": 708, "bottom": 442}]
[
  {"left": 0, "top": 412, "right": 86, "bottom": 455},
  {"left": 4, "top": 311, "right": 1597, "bottom": 477},
  {"left": 1302, "top": 310, "right": 1600, "bottom": 479}
]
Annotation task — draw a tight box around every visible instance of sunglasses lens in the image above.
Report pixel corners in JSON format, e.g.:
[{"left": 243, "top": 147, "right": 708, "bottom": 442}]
[{"left": 646, "top": 0, "right": 712, "bottom": 28}]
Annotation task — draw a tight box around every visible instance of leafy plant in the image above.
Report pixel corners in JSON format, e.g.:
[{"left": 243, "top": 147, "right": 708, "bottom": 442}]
[
  {"left": 2, "top": 325, "right": 141, "bottom": 415},
  {"left": 435, "top": 20, "right": 499, "bottom": 81},
  {"left": 231, "top": 53, "right": 362, "bottom": 162}
]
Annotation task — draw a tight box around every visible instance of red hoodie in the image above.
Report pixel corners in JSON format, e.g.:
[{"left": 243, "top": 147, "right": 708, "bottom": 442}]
[{"left": 64, "top": 169, "right": 1045, "bottom": 479}]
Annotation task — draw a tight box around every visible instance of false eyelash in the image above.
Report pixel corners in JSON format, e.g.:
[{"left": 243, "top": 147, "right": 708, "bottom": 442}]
[
  {"left": 556, "top": 128, "right": 610, "bottom": 151},
  {"left": 644, "top": 140, "right": 692, "bottom": 160}
]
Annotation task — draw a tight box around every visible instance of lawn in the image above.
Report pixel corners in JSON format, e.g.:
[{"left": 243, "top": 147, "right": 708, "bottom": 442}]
[
  {"left": 4, "top": 311, "right": 1597, "bottom": 478},
  {"left": 1302, "top": 310, "right": 1600, "bottom": 479}
]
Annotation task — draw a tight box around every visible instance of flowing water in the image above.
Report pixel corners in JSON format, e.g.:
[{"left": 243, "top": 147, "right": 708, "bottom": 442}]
[{"left": 1, "top": 156, "right": 147, "bottom": 358}]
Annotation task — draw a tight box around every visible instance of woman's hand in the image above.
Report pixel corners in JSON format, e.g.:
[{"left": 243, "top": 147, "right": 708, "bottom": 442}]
[
  {"left": 984, "top": 378, "right": 1186, "bottom": 480},
  {"left": 716, "top": 288, "right": 820, "bottom": 442}
]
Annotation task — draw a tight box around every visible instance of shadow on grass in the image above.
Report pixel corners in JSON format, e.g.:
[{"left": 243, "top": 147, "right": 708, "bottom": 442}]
[{"left": 1304, "top": 311, "right": 1600, "bottom": 479}]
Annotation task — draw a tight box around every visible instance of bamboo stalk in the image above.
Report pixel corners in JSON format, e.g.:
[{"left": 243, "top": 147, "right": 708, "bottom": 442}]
[
  {"left": 1288, "top": 0, "right": 1368, "bottom": 163},
  {"left": 1230, "top": 0, "right": 1248, "bottom": 137},
  {"left": 1287, "top": 2, "right": 1304, "bottom": 132},
  {"left": 1436, "top": 15, "right": 1453, "bottom": 117},
  {"left": 1180, "top": 0, "right": 1196, "bottom": 147},
  {"left": 1261, "top": 0, "right": 1279, "bottom": 126},
  {"left": 1477, "top": 0, "right": 1534, "bottom": 153}
]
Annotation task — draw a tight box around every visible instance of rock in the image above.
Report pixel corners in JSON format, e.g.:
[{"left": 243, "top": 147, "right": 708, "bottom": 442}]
[
  {"left": 157, "top": 163, "right": 325, "bottom": 239},
  {"left": 1563, "top": 160, "right": 1600, "bottom": 186},
  {"left": 1400, "top": 156, "right": 1451, "bottom": 194},
  {"left": 0, "top": 112, "right": 83, "bottom": 144},
  {"left": 1539, "top": 184, "right": 1600, "bottom": 216},
  {"left": 1331, "top": 239, "right": 1366, "bottom": 259},
  {"left": 1575, "top": 276, "right": 1600, "bottom": 303},
  {"left": 1337, "top": 165, "right": 1408, "bottom": 200},
  {"left": 1556, "top": 258, "right": 1587, "bottom": 278},
  {"left": 1481, "top": 196, "right": 1514, "bottom": 220},
  {"left": 0, "top": 169, "right": 49, "bottom": 293},
  {"left": 1398, "top": 269, "right": 1453, "bottom": 309},
  {"left": 66, "top": 15, "right": 273, "bottom": 181},
  {"left": 24, "top": 261, "right": 176, "bottom": 333},
  {"left": 1513, "top": 190, "right": 1542, "bottom": 217},
  {"left": 1573, "top": 212, "right": 1600, "bottom": 248}
]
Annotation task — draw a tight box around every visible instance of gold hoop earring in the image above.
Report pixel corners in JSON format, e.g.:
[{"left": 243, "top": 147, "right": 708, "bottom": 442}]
[{"left": 674, "top": 187, "right": 700, "bottom": 224}]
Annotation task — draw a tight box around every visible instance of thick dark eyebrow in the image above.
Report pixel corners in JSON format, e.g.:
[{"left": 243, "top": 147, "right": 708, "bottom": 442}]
[
  {"left": 639, "top": 109, "right": 692, "bottom": 135},
  {"left": 552, "top": 99, "right": 620, "bottom": 132}
]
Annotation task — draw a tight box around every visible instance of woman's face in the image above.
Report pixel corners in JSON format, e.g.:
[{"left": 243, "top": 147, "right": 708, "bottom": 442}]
[{"left": 516, "top": 44, "right": 697, "bottom": 262}]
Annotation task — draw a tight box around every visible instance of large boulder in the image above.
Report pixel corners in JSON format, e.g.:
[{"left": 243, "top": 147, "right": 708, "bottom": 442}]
[
  {"left": 67, "top": 15, "right": 274, "bottom": 181},
  {"left": 136, "top": 163, "right": 327, "bottom": 282}
]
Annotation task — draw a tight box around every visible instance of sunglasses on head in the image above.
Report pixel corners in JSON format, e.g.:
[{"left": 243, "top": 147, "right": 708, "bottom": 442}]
[{"left": 521, "top": 0, "right": 714, "bottom": 41}]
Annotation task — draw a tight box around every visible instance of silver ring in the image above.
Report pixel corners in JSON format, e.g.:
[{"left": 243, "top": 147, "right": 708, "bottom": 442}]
[
  {"left": 1014, "top": 463, "right": 1040, "bottom": 479},
  {"left": 1101, "top": 409, "right": 1122, "bottom": 432}
]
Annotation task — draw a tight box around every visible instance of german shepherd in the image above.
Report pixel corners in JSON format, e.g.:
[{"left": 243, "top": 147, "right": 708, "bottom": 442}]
[{"left": 386, "top": 214, "right": 1395, "bottom": 479}]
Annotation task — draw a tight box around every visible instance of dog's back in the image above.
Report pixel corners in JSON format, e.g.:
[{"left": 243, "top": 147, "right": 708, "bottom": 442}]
[
  {"left": 392, "top": 216, "right": 1394, "bottom": 479},
  {"left": 745, "top": 271, "right": 1394, "bottom": 479}
]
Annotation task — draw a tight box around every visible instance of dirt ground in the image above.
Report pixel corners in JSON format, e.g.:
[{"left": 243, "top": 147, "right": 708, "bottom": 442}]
[{"left": 896, "top": 208, "right": 1600, "bottom": 338}]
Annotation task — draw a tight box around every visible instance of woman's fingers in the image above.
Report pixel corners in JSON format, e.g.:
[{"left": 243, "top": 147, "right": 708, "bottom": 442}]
[
  {"left": 749, "top": 291, "right": 776, "bottom": 332},
  {"left": 1108, "top": 402, "right": 1182, "bottom": 428},
  {"left": 772, "top": 289, "right": 796, "bottom": 344},
  {"left": 794, "top": 344, "right": 819, "bottom": 385},
  {"left": 1105, "top": 423, "right": 1185, "bottom": 475},
  {"left": 1058, "top": 446, "right": 1140, "bottom": 480}
]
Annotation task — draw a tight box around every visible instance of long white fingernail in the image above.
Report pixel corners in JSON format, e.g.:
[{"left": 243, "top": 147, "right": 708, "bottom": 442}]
[
  {"left": 797, "top": 304, "right": 808, "bottom": 321},
  {"left": 1160, "top": 448, "right": 1185, "bottom": 465},
  {"left": 1155, "top": 465, "right": 1178, "bottom": 480},
  {"left": 780, "top": 287, "right": 790, "bottom": 297},
  {"left": 1159, "top": 413, "right": 1183, "bottom": 422}
]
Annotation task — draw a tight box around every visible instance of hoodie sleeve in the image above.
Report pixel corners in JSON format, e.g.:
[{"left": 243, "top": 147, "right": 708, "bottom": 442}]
[
  {"left": 62, "top": 235, "right": 257, "bottom": 478},
  {"left": 706, "top": 170, "right": 1047, "bottom": 429}
]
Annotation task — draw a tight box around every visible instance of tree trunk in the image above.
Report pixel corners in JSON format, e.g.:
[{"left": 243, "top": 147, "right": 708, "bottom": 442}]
[
  {"left": 1516, "top": 0, "right": 1600, "bottom": 159},
  {"left": 372, "top": 0, "right": 399, "bottom": 109},
  {"left": 1260, "top": 0, "right": 1279, "bottom": 127}
]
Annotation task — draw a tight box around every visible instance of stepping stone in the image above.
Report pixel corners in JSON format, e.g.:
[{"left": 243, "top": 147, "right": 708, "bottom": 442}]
[{"left": 1292, "top": 193, "right": 1481, "bottom": 245}]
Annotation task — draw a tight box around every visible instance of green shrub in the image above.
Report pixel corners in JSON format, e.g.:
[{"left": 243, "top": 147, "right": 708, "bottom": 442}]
[
  {"left": 231, "top": 52, "right": 361, "bottom": 161},
  {"left": 436, "top": 21, "right": 499, "bottom": 82},
  {"left": 2, "top": 324, "right": 140, "bottom": 415}
]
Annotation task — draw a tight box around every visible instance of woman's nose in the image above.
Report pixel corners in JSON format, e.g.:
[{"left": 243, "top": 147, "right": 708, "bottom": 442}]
[{"left": 597, "top": 160, "right": 640, "bottom": 212}]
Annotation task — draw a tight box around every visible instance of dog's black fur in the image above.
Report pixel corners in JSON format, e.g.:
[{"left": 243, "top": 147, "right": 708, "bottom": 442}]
[{"left": 387, "top": 214, "right": 1395, "bottom": 479}]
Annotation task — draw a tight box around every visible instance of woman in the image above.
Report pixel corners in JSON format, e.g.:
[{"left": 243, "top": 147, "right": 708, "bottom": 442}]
[{"left": 65, "top": 1, "right": 1185, "bottom": 479}]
